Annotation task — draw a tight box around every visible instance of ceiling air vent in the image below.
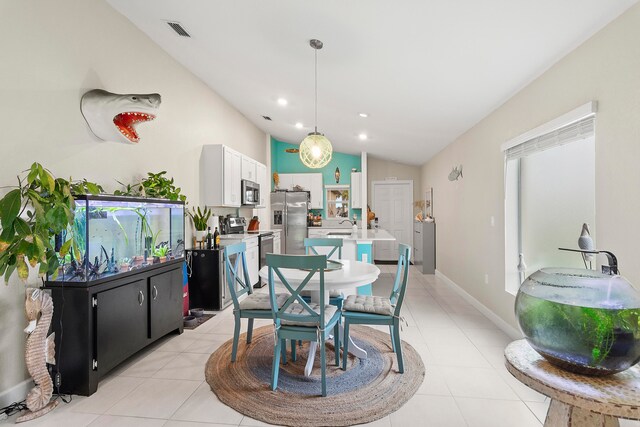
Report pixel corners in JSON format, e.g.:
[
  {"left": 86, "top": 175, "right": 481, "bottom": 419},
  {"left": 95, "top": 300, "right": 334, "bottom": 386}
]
[
  {"left": 262, "top": 116, "right": 272, "bottom": 121},
  {"left": 166, "top": 21, "right": 191, "bottom": 38}
]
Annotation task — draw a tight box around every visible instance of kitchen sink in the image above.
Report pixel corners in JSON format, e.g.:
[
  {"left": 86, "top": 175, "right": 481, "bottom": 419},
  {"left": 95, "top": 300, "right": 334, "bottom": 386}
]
[{"left": 327, "top": 232, "right": 353, "bottom": 236}]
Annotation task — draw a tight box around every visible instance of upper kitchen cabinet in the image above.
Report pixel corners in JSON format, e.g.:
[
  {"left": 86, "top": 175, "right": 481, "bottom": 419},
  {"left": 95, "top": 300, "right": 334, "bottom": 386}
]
[
  {"left": 241, "top": 156, "right": 257, "bottom": 182},
  {"left": 201, "top": 144, "right": 242, "bottom": 207},
  {"left": 256, "top": 162, "right": 267, "bottom": 207},
  {"left": 278, "top": 173, "right": 323, "bottom": 209},
  {"left": 351, "top": 172, "right": 363, "bottom": 209}
]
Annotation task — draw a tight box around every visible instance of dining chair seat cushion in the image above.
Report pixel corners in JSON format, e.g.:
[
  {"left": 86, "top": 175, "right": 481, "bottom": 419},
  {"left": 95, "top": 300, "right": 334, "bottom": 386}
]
[
  {"left": 300, "top": 289, "right": 343, "bottom": 298},
  {"left": 280, "top": 303, "right": 338, "bottom": 327},
  {"left": 343, "top": 295, "right": 394, "bottom": 316},
  {"left": 239, "top": 293, "right": 289, "bottom": 311}
]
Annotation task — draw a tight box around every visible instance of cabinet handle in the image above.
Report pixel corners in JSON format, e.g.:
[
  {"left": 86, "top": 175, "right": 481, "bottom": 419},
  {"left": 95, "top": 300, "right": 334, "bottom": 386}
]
[
  {"left": 152, "top": 285, "right": 158, "bottom": 300},
  {"left": 138, "top": 290, "right": 144, "bottom": 306}
]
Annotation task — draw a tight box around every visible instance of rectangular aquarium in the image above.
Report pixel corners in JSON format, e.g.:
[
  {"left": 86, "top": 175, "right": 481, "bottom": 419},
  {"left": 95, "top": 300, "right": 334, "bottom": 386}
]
[{"left": 49, "top": 195, "right": 185, "bottom": 284}]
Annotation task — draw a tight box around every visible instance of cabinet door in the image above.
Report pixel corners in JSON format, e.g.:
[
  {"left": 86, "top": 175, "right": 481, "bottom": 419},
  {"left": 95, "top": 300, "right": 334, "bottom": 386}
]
[
  {"left": 96, "top": 279, "right": 147, "bottom": 374},
  {"left": 351, "top": 172, "right": 362, "bottom": 209},
  {"left": 256, "top": 163, "right": 267, "bottom": 207},
  {"left": 278, "top": 174, "right": 293, "bottom": 191},
  {"left": 292, "top": 173, "right": 312, "bottom": 192},
  {"left": 224, "top": 147, "right": 242, "bottom": 207},
  {"left": 273, "top": 237, "right": 281, "bottom": 254},
  {"left": 241, "top": 156, "right": 257, "bottom": 182},
  {"left": 149, "top": 268, "right": 183, "bottom": 340},
  {"left": 310, "top": 174, "right": 323, "bottom": 209}
]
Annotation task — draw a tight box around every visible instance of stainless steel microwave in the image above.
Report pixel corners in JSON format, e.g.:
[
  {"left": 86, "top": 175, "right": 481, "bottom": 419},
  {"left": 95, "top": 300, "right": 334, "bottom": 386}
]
[{"left": 241, "top": 179, "right": 260, "bottom": 206}]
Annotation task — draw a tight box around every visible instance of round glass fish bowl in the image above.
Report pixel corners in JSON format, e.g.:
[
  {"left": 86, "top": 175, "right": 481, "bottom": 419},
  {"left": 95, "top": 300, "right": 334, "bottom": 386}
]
[{"left": 515, "top": 268, "right": 640, "bottom": 376}]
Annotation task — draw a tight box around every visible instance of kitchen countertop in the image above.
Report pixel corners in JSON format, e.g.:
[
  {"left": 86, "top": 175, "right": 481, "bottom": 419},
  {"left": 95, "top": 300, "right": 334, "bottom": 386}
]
[
  {"left": 314, "top": 228, "right": 395, "bottom": 241},
  {"left": 219, "top": 230, "right": 280, "bottom": 240}
]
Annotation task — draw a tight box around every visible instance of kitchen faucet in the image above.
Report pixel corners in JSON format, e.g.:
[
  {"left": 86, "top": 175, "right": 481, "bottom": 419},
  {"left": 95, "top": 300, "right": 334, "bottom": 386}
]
[{"left": 340, "top": 219, "right": 356, "bottom": 226}]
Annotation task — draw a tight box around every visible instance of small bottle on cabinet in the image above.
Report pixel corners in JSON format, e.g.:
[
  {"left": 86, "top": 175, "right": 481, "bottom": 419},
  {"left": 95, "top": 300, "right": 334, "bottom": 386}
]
[
  {"left": 213, "top": 227, "right": 220, "bottom": 249},
  {"left": 206, "top": 227, "right": 213, "bottom": 249}
]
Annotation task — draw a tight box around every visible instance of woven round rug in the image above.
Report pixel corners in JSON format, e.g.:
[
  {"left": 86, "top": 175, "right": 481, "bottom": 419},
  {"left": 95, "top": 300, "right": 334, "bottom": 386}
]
[{"left": 205, "top": 324, "right": 425, "bottom": 426}]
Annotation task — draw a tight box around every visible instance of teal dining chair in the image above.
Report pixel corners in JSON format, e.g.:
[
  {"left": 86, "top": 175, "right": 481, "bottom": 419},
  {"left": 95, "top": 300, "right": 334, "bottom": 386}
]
[
  {"left": 267, "top": 253, "right": 342, "bottom": 397},
  {"left": 224, "top": 242, "right": 292, "bottom": 362},
  {"left": 341, "top": 243, "right": 411, "bottom": 373},
  {"left": 302, "top": 238, "right": 345, "bottom": 310}
]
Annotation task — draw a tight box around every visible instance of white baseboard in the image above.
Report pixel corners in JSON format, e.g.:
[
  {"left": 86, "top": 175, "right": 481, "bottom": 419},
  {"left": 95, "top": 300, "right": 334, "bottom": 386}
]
[
  {"left": 0, "top": 378, "right": 32, "bottom": 409},
  {"left": 435, "top": 269, "right": 522, "bottom": 340}
]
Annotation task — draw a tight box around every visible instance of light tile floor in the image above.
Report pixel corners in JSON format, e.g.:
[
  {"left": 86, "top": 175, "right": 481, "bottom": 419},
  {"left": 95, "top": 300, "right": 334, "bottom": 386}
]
[{"left": 5, "top": 265, "right": 640, "bottom": 426}]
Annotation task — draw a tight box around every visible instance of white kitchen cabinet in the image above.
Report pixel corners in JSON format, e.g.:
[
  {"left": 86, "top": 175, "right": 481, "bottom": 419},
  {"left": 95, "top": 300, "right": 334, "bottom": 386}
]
[
  {"left": 241, "top": 156, "right": 257, "bottom": 182},
  {"left": 201, "top": 144, "right": 242, "bottom": 207},
  {"left": 351, "top": 172, "right": 363, "bottom": 209},
  {"left": 256, "top": 162, "right": 267, "bottom": 207},
  {"left": 278, "top": 173, "right": 323, "bottom": 209},
  {"left": 310, "top": 174, "right": 323, "bottom": 209},
  {"left": 245, "top": 237, "right": 259, "bottom": 286}
]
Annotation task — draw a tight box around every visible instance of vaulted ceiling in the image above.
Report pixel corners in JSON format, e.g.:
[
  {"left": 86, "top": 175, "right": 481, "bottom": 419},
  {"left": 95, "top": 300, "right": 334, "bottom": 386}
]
[{"left": 108, "top": 0, "right": 637, "bottom": 165}]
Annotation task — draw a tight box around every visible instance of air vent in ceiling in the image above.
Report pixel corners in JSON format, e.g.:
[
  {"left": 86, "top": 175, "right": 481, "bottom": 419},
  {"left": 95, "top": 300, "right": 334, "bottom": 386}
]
[
  {"left": 167, "top": 21, "right": 191, "bottom": 37},
  {"left": 262, "top": 116, "right": 272, "bottom": 121}
]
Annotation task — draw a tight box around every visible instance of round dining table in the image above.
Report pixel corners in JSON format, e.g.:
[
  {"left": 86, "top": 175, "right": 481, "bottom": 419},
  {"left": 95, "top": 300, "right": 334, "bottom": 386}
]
[{"left": 258, "top": 259, "right": 381, "bottom": 376}]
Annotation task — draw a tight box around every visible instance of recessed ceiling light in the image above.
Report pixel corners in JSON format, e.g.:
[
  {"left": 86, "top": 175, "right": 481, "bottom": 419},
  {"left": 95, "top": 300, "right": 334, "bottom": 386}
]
[
  {"left": 295, "top": 122, "right": 303, "bottom": 129},
  {"left": 277, "top": 98, "right": 288, "bottom": 106},
  {"left": 358, "top": 133, "right": 368, "bottom": 140},
  {"left": 359, "top": 113, "right": 368, "bottom": 118}
]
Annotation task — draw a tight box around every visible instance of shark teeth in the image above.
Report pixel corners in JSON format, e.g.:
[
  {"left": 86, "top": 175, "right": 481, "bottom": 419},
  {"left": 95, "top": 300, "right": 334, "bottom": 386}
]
[{"left": 113, "top": 111, "right": 156, "bottom": 143}]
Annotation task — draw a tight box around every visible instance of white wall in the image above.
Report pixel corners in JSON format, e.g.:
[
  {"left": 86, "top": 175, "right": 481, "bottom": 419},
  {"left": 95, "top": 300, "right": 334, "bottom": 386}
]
[
  {"left": 421, "top": 3, "right": 640, "bottom": 331},
  {"left": 0, "top": 0, "right": 265, "bottom": 403}
]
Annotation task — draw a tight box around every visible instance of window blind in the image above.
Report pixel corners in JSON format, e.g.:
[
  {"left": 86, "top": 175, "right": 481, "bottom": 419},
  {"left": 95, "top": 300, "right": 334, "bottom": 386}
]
[{"left": 504, "top": 116, "right": 595, "bottom": 160}]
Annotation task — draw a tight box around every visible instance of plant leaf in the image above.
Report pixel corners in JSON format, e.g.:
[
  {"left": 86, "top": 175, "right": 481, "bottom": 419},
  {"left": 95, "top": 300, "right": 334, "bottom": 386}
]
[
  {"left": 59, "top": 239, "right": 72, "bottom": 257},
  {"left": 0, "top": 189, "right": 22, "bottom": 227},
  {"left": 13, "top": 217, "right": 31, "bottom": 237},
  {"left": 4, "top": 264, "right": 16, "bottom": 284}
]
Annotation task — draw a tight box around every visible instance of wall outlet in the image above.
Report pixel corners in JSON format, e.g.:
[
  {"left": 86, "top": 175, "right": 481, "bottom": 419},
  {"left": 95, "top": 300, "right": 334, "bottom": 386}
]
[{"left": 484, "top": 274, "right": 489, "bottom": 284}]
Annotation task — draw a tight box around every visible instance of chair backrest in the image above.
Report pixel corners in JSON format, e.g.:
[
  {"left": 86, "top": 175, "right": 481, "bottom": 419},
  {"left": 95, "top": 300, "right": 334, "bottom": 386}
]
[
  {"left": 390, "top": 243, "right": 412, "bottom": 317},
  {"left": 224, "top": 242, "right": 252, "bottom": 310},
  {"left": 266, "top": 253, "right": 327, "bottom": 327},
  {"left": 304, "top": 238, "right": 343, "bottom": 259}
]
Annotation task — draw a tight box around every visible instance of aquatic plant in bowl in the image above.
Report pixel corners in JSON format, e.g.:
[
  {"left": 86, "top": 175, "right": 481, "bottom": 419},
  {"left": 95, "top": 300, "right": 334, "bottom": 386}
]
[
  {"left": 515, "top": 268, "right": 640, "bottom": 376},
  {"left": 154, "top": 244, "right": 169, "bottom": 263}
]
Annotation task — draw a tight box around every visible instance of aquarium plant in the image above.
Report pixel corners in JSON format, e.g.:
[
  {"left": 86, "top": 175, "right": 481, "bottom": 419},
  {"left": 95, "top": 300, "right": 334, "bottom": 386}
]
[
  {"left": 515, "top": 268, "right": 640, "bottom": 375},
  {"left": 188, "top": 206, "right": 212, "bottom": 231},
  {"left": 0, "top": 163, "right": 102, "bottom": 283}
]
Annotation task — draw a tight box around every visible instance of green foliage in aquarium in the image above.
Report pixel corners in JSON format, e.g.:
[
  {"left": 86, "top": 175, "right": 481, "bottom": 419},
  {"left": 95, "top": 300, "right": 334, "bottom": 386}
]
[
  {"left": 188, "top": 206, "right": 212, "bottom": 231},
  {"left": 518, "top": 295, "right": 640, "bottom": 366},
  {"left": 153, "top": 244, "right": 169, "bottom": 257},
  {"left": 0, "top": 163, "right": 102, "bottom": 283}
]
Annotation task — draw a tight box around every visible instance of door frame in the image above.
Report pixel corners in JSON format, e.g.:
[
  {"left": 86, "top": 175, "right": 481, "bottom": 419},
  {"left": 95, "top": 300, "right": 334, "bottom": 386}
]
[{"left": 371, "top": 180, "right": 414, "bottom": 261}]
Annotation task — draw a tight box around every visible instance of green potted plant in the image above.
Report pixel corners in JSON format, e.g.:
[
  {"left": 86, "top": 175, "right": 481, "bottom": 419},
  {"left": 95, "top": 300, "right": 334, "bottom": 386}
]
[
  {"left": 188, "top": 206, "right": 212, "bottom": 242},
  {"left": 114, "top": 171, "right": 187, "bottom": 202},
  {"left": 153, "top": 244, "right": 169, "bottom": 263},
  {"left": 0, "top": 163, "right": 102, "bottom": 283}
]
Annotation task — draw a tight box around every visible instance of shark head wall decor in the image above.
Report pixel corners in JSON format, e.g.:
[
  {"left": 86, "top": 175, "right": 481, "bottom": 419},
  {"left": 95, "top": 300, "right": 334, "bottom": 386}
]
[{"left": 81, "top": 89, "right": 161, "bottom": 144}]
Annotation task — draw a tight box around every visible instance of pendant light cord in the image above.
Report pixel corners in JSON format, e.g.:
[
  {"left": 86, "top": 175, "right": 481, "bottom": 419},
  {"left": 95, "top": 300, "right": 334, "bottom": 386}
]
[{"left": 314, "top": 46, "right": 318, "bottom": 134}]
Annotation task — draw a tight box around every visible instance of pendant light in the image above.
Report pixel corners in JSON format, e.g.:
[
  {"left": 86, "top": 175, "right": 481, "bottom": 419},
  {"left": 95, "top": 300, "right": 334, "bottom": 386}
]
[{"left": 299, "top": 39, "right": 333, "bottom": 169}]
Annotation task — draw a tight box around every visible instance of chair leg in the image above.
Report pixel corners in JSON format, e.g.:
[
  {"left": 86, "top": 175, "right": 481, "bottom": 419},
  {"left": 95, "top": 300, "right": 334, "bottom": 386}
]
[
  {"left": 320, "top": 332, "right": 327, "bottom": 397},
  {"left": 389, "top": 324, "right": 397, "bottom": 353},
  {"left": 333, "top": 322, "right": 340, "bottom": 366},
  {"left": 271, "top": 338, "right": 282, "bottom": 391},
  {"left": 291, "top": 339, "right": 297, "bottom": 362},
  {"left": 246, "top": 318, "right": 254, "bottom": 343},
  {"left": 298, "top": 340, "right": 303, "bottom": 347},
  {"left": 342, "top": 320, "right": 350, "bottom": 371},
  {"left": 393, "top": 321, "right": 404, "bottom": 373},
  {"left": 231, "top": 313, "right": 241, "bottom": 362},
  {"left": 281, "top": 339, "right": 287, "bottom": 365}
]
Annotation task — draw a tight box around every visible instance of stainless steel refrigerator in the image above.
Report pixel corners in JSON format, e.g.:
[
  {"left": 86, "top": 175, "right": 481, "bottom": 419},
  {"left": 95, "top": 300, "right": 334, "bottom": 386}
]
[{"left": 270, "top": 191, "right": 309, "bottom": 254}]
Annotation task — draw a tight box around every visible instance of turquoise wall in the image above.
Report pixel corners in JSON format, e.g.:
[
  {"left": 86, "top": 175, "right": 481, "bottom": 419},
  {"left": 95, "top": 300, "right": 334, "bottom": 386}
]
[{"left": 271, "top": 137, "right": 362, "bottom": 218}]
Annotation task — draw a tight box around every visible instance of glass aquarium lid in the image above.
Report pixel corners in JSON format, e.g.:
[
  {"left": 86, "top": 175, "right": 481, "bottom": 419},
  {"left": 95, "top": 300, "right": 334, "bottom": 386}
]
[
  {"left": 75, "top": 194, "right": 184, "bottom": 209},
  {"left": 522, "top": 268, "right": 640, "bottom": 309}
]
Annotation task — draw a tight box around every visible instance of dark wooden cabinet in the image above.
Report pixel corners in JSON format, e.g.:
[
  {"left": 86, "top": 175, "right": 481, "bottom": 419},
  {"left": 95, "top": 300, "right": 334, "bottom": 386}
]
[
  {"left": 149, "top": 268, "right": 183, "bottom": 340},
  {"left": 46, "top": 261, "right": 184, "bottom": 396}
]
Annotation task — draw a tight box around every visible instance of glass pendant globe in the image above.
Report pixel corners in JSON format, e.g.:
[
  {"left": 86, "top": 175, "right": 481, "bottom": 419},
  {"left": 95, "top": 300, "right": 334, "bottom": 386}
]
[{"left": 299, "top": 133, "right": 332, "bottom": 168}]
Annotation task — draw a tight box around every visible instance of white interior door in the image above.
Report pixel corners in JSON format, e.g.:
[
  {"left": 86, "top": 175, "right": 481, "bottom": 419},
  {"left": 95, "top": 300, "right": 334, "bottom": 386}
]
[{"left": 372, "top": 181, "right": 413, "bottom": 261}]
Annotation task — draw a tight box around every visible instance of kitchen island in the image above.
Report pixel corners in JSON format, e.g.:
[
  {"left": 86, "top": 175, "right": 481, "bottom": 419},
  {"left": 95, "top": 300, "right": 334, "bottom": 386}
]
[{"left": 308, "top": 227, "right": 396, "bottom": 295}]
